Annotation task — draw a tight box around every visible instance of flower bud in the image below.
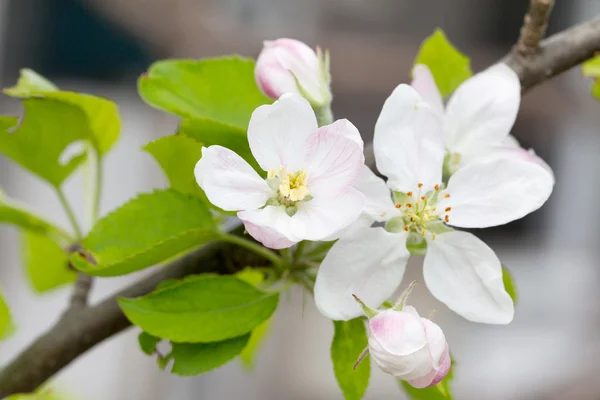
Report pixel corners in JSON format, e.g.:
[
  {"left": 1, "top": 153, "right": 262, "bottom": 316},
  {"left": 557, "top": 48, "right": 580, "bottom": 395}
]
[
  {"left": 255, "top": 38, "right": 332, "bottom": 109},
  {"left": 367, "top": 306, "right": 451, "bottom": 388}
]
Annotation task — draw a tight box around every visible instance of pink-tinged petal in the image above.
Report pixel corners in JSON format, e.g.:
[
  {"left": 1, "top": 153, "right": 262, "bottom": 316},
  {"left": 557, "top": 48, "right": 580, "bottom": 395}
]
[
  {"left": 354, "top": 166, "right": 399, "bottom": 223},
  {"left": 314, "top": 226, "right": 409, "bottom": 320},
  {"left": 290, "top": 188, "right": 365, "bottom": 241},
  {"left": 374, "top": 84, "right": 444, "bottom": 193},
  {"left": 427, "top": 346, "right": 451, "bottom": 387},
  {"left": 315, "top": 118, "right": 364, "bottom": 149},
  {"left": 424, "top": 231, "right": 514, "bottom": 324},
  {"left": 411, "top": 64, "right": 444, "bottom": 116},
  {"left": 305, "top": 130, "right": 364, "bottom": 199},
  {"left": 421, "top": 318, "right": 447, "bottom": 369},
  {"left": 238, "top": 206, "right": 299, "bottom": 243},
  {"left": 194, "top": 146, "right": 273, "bottom": 211},
  {"left": 248, "top": 93, "right": 318, "bottom": 172},
  {"left": 242, "top": 221, "right": 297, "bottom": 249},
  {"left": 444, "top": 63, "right": 520, "bottom": 157},
  {"left": 255, "top": 63, "right": 298, "bottom": 99},
  {"left": 484, "top": 144, "right": 555, "bottom": 184},
  {"left": 439, "top": 157, "right": 554, "bottom": 229}
]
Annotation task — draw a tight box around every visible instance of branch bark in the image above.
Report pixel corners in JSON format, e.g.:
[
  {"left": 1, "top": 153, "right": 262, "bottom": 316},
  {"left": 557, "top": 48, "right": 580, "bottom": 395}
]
[
  {"left": 516, "top": 0, "right": 554, "bottom": 55},
  {"left": 2, "top": 11, "right": 600, "bottom": 400}
]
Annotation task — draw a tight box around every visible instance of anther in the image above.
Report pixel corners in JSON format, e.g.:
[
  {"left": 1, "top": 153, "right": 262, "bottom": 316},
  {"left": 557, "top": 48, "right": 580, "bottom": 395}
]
[
  {"left": 407, "top": 191, "right": 413, "bottom": 197},
  {"left": 395, "top": 203, "right": 402, "bottom": 208},
  {"left": 431, "top": 233, "right": 436, "bottom": 240},
  {"left": 434, "top": 184, "right": 440, "bottom": 191},
  {"left": 417, "top": 183, "right": 423, "bottom": 188},
  {"left": 445, "top": 207, "right": 452, "bottom": 212},
  {"left": 421, "top": 196, "right": 425, "bottom": 200},
  {"left": 406, "top": 203, "right": 412, "bottom": 208},
  {"left": 444, "top": 215, "right": 449, "bottom": 223},
  {"left": 444, "top": 193, "right": 450, "bottom": 198},
  {"left": 404, "top": 226, "right": 409, "bottom": 231},
  {"left": 421, "top": 230, "right": 426, "bottom": 237}
]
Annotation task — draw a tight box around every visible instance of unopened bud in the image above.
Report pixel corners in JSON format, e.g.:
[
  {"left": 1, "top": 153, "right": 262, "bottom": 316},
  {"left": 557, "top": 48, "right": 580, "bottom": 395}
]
[{"left": 255, "top": 38, "right": 332, "bottom": 109}]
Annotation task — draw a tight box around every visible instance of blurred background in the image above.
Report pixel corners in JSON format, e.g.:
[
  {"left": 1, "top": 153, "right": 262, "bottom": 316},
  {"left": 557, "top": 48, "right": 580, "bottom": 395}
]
[{"left": 1, "top": 0, "right": 600, "bottom": 399}]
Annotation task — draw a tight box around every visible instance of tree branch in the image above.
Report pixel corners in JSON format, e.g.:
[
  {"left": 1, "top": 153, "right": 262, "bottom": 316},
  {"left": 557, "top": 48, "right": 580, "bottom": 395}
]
[
  {"left": 516, "top": 0, "right": 554, "bottom": 56},
  {"left": 2, "top": 11, "right": 600, "bottom": 400},
  {"left": 68, "top": 273, "right": 93, "bottom": 308},
  {"left": 505, "top": 16, "right": 600, "bottom": 93}
]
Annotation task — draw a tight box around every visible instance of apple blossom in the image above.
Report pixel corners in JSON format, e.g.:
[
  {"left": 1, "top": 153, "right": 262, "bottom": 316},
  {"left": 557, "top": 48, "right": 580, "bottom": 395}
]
[
  {"left": 194, "top": 93, "right": 365, "bottom": 249},
  {"left": 314, "top": 84, "right": 554, "bottom": 323},
  {"left": 352, "top": 288, "right": 451, "bottom": 388},
  {"left": 255, "top": 38, "right": 332, "bottom": 115},
  {"left": 411, "top": 63, "right": 551, "bottom": 176}
]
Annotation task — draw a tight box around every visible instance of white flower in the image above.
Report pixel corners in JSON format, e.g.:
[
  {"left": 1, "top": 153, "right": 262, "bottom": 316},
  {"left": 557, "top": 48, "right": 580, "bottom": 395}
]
[
  {"left": 194, "top": 93, "right": 365, "bottom": 249},
  {"left": 314, "top": 84, "right": 554, "bottom": 323},
  {"left": 255, "top": 38, "right": 332, "bottom": 108},
  {"left": 368, "top": 306, "right": 451, "bottom": 388},
  {"left": 411, "top": 63, "right": 551, "bottom": 176}
]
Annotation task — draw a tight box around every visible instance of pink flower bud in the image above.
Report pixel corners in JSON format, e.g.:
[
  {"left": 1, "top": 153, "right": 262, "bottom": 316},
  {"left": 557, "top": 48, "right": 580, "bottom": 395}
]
[
  {"left": 255, "top": 38, "right": 332, "bottom": 108},
  {"left": 367, "top": 306, "right": 451, "bottom": 388}
]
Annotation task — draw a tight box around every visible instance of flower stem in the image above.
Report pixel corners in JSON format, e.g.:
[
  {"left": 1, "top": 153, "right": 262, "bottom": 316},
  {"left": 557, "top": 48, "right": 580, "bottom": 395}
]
[
  {"left": 220, "top": 234, "right": 283, "bottom": 267},
  {"left": 55, "top": 187, "right": 83, "bottom": 239},
  {"left": 314, "top": 105, "right": 333, "bottom": 127}
]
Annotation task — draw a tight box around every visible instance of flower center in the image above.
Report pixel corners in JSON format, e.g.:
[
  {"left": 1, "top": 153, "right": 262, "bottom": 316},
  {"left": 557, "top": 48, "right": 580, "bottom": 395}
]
[
  {"left": 388, "top": 183, "right": 452, "bottom": 240},
  {"left": 266, "top": 166, "right": 312, "bottom": 216}
]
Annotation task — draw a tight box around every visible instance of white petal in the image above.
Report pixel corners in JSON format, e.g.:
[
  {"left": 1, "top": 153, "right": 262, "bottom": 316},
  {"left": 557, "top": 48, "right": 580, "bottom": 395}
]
[
  {"left": 420, "top": 318, "right": 447, "bottom": 369},
  {"left": 306, "top": 131, "right": 364, "bottom": 199},
  {"left": 291, "top": 188, "right": 365, "bottom": 241},
  {"left": 440, "top": 157, "right": 554, "bottom": 228},
  {"left": 242, "top": 221, "right": 297, "bottom": 249},
  {"left": 194, "top": 146, "right": 273, "bottom": 211},
  {"left": 354, "top": 165, "right": 398, "bottom": 222},
  {"left": 374, "top": 84, "right": 444, "bottom": 193},
  {"left": 247, "top": 93, "right": 318, "bottom": 172},
  {"left": 424, "top": 231, "right": 514, "bottom": 324},
  {"left": 444, "top": 63, "right": 520, "bottom": 157},
  {"left": 484, "top": 144, "right": 555, "bottom": 184},
  {"left": 315, "top": 118, "right": 364, "bottom": 149},
  {"left": 411, "top": 64, "right": 444, "bottom": 116},
  {"left": 314, "top": 226, "right": 409, "bottom": 320},
  {"left": 238, "top": 206, "right": 299, "bottom": 242}
]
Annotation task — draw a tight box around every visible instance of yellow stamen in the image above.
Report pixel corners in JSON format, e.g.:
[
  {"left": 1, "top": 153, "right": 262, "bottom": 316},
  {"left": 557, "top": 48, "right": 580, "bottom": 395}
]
[{"left": 445, "top": 207, "right": 452, "bottom": 212}]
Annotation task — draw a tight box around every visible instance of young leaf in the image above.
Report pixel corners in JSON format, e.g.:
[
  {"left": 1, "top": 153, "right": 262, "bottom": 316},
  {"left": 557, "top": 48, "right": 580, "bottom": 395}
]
[
  {"left": 138, "top": 332, "right": 161, "bottom": 355},
  {"left": 0, "top": 100, "right": 88, "bottom": 187},
  {"left": 143, "top": 135, "right": 205, "bottom": 200},
  {"left": 399, "top": 361, "right": 454, "bottom": 400},
  {"left": 331, "top": 319, "right": 370, "bottom": 400},
  {"left": 414, "top": 29, "right": 473, "bottom": 97},
  {"left": 138, "top": 57, "right": 270, "bottom": 128},
  {"left": 170, "top": 334, "right": 250, "bottom": 376},
  {"left": 0, "top": 190, "right": 72, "bottom": 246},
  {"left": 71, "top": 189, "right": 218, "bottom": 277},
  {"left": 22, "top": 231, "right": 75, "bottom": 293},
  {"left": 178, "top": 118, "right": 262, "bottom": 174},
  {"left": 5, "top": 69, "right": 121, "bottom": 155},
  {"left": 502, "top": 266, "right": 518, "bottom": 303},
  {"left": 118, "top": 274, "right": 279, "bottom": 343},
  {"left": 582, "top": 56, "right": 600, "bottom": 101},
  {"left": 0, "top": 288, "right": 14, "bottom": 340}
]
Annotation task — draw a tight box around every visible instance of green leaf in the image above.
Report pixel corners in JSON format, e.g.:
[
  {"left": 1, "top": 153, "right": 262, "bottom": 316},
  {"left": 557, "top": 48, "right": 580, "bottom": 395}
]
[
  {"left": 5, "top": 69, "right": 121, "bottom": 156},
  {"left": 138, "top": 57, "right": 270, "bottom": 129},
  {"left": 4, "top": 68, "right": 59, "bottom": 95},
  {"left": 240, "top": 319, "right": 270, "bottom": 370},
  {"left": 5, "top": 391, "right": 67, "bottom": 400},
  {"left": 71, "top": 189, "right": 217, "bottom": 277},
  {"left": 178, "top": 118, "right": 262, "bottom": 174},
  {"left": 143, "top": 135, "right": 205, "bottom": 199},
  {"left": 414, "top": 29, "right": 473, "bottom": 97},
  {"left": 0, "top": 100, "right": 88, "bottom": 187},
  {"left": 22, "top": 231, "right": 75, "bottom": 293},
  {"left": 138, "top": 332, "right": 161, "bottom": 355},
  {"left": 170, "top": 334, "right": 250, "bottom": 376},
  {"left": 400, "top": 359, "right": 454, "bottom": 400},
  {"left": 0, "top": 288, "right": 14, "bottom": 340},
  {"left": 0, "top": 189, "right": 72, "bottom": 245},
  {"left": 118, "top": 274, "right": 279, "bottom": 343},
  {"left": 502, "top": 266, "right": 518, "bottom": 303},
  {"left": 582, "top": 56, "right": 600, "bottom": 78},
  {"left": 331, "top": 319, "right": 370, "bottom": 400},
  {"left": 592, "top": 80, "right": 600, "bottom": 101}
]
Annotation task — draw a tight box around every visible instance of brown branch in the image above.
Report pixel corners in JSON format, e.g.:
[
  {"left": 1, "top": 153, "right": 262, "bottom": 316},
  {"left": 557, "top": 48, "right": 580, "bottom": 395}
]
[
  {"left": 0, "top": 229, "right": 265, "bottom": 398},
  {"left": 69, "top": 273, "right": 93, "bottom": 308},
  {"left": 516, "top": 0, "right": 554, "bottom": 56},
  {"left": 2, "top": 11, "right": 600, "bottom": 400},
  {"left": 505, "top": 16, "right": 600, "bottom": 93}
]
